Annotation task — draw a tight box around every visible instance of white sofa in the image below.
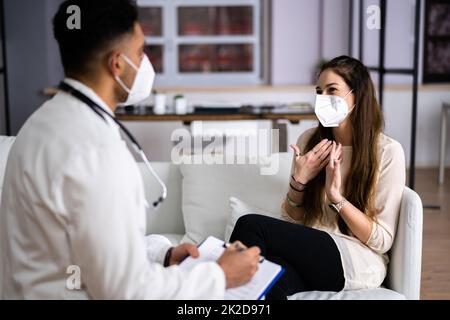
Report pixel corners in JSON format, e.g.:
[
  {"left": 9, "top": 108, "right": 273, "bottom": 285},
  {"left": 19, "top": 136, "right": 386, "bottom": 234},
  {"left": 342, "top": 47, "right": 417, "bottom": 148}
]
[{"left": 0, "top": 136, "right": 423, "bottom": 300}]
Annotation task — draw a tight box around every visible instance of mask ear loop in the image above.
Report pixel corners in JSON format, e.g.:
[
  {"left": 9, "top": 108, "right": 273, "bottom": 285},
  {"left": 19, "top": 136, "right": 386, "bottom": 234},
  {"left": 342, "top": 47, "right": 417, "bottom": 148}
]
[
  {"left": 343, "top": 89, "right": 356, "bottom": 114},
  {"left": 347, "top": 103, "right": 357, "bottom": 114},
  {"left": 115, "top": 76, "right": 131, "bottom": 94},
  {"left": 113, "top": 54, "right": 140, "bottom": 94},
  {"left": 120, "top": 54, "right": 139, "bottom": 71},
  {"left": 343, "top": 89, "right": 353, "bottom": 99}
]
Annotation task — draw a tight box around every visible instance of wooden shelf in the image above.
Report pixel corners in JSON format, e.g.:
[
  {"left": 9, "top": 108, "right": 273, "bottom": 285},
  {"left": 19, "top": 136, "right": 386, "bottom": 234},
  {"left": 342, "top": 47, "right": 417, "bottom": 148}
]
[{"left": 116, "top": 112, "right": 317, "bottom": 125}]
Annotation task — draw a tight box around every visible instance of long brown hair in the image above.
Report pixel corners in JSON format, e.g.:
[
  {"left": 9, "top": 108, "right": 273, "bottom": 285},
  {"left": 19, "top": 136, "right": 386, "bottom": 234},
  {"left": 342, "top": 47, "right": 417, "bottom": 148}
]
[{"left": 303, "top": 56, "right": 384, "bottom": 233}]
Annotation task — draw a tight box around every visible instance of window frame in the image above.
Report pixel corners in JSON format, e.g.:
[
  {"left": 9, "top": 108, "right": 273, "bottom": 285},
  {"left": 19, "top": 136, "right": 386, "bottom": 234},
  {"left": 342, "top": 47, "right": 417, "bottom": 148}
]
[{"left": 137, "top": 0, "right": 264, "bottom": 87}]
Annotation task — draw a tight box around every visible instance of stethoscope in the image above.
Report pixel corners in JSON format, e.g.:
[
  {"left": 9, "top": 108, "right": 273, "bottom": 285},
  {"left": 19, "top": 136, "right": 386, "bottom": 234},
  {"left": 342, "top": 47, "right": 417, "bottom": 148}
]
[{"left": 58, "top": 81, "right": 167, "bottom": 208}]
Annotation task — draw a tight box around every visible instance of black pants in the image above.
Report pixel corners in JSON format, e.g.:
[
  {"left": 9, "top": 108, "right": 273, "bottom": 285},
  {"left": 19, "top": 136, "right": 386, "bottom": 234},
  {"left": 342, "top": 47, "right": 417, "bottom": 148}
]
[{"left": 230, "top": 214, "right": 345, "bottom": 300}]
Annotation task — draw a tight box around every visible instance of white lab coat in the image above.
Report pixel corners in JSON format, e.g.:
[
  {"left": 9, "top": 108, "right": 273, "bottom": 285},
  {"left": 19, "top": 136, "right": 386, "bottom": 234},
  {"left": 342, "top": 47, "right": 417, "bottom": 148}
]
[{"left": 0, "top": 79, "right": 225, "bottom": 299}]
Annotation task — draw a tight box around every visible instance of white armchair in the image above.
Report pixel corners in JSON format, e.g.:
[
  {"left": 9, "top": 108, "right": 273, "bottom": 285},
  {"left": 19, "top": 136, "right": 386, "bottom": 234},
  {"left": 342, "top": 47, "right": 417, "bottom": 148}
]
[
  {"left": 0, "top": 136, "right": 16, "bottom": 201},
  {"left": 288, "top": 187, "right": 423, "bottom": 300},
  {"left": 387, "top": 187, "right": 423, "bottom": 299}
]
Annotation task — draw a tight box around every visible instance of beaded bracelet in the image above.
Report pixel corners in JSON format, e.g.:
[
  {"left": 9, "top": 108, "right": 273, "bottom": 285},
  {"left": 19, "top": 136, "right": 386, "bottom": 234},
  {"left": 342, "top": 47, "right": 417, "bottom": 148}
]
[
  {"left": 286, "top": 193, "right": 304, "bottom": 208},
  {"left": 291, "top": 175, "right": 307, "bottom": 190},
  {"left": 289, "top": 182, "right": 305, "bottom": 193}
]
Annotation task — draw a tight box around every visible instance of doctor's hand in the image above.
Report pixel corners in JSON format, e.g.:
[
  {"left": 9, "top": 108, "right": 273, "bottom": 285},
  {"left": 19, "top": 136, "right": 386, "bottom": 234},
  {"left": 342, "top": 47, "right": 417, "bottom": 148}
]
[
  {"left": 325, "top": 142, "right": 343, "bottom": 204},
  {"left": 169, "top": 243, "right": 200, "bottom": 266},
  {"left": 217, "top": 241, "right": 261, "bottom": 289},
  {"left": 290, "top": 139, "right": 333, "bottom": 185}
]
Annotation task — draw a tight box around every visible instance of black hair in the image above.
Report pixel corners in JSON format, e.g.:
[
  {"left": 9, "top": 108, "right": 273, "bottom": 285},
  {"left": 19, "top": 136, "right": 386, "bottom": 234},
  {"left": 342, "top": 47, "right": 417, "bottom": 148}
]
[{"left": 53, "top": 0, "right": 138, "bottom": 76}]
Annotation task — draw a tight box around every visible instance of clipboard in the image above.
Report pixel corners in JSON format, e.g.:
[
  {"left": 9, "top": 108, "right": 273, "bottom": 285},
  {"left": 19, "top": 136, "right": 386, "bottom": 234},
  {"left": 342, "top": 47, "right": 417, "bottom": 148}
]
[{"left": 178, "top": 236, "right": 285, "bottom": 300}]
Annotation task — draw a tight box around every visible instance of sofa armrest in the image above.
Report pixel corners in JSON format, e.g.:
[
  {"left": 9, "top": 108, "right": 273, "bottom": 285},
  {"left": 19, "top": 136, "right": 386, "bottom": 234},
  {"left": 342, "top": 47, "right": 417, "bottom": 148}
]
[
  {"left": 386, "top": 187, "right": 423, "bottom": 300},
  {"left": 0, "top": 136, "right": 16, "bottom": 187}
]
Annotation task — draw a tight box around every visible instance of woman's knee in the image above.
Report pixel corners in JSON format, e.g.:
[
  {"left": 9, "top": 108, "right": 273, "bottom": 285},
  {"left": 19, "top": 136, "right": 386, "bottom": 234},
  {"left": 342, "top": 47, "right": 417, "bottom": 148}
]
[
  {"left": 231, "top": 214, "right": 265, "bottom": 239},
  {"left": 234, "top": 213, "right": 272, "bottom": 232},
  {"left": 235, "top": 213, "right": 260, "bottom": 226}
]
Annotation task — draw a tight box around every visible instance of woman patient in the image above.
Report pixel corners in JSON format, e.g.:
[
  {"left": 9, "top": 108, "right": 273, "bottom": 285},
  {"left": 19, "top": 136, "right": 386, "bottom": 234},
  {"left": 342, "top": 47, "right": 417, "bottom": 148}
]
[{"left": 230, "top": 55, "right": 406, "bottom": 299}]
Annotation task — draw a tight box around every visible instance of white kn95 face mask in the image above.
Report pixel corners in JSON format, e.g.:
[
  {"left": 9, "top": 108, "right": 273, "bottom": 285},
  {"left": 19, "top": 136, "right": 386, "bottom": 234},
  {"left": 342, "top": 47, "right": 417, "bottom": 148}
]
[
  {"left": 314, "top": 89, "right": 355, "bottom": 127},
  {"left": 115, "top": 54, "right": 155, "bottom": 106}
]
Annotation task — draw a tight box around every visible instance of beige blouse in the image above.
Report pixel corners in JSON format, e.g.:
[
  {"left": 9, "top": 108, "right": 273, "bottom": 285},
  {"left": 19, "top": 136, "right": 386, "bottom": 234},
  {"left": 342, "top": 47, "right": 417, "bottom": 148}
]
[{"left": 281, "top": 128, "right": 406, "bottom": 290}]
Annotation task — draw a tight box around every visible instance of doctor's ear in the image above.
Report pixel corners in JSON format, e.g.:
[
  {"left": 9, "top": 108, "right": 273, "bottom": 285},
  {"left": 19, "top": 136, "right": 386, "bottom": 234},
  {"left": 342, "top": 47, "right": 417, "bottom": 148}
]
[{"left": 109, "top": 52, "right": 124, "bottom": 77}]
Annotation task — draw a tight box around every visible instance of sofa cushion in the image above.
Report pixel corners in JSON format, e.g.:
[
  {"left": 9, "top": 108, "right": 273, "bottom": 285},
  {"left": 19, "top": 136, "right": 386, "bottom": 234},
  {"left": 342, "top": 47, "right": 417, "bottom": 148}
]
[
  {"left": 288, "top": 288, "right": 405, "bottom": 300},
  {"left": 180, "top": 153, "right": 292, "bottom": 244},
  {"left": 225, "top": 197, "right": 279, "bottom": 242}
]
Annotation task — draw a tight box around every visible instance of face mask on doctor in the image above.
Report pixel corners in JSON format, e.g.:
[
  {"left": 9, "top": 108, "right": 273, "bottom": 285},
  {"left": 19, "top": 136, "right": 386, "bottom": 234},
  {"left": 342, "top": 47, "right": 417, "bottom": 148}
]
[
  {"left": 114, "top": 53, "right": 155, "bottom": 106},
  {"left": 314, "top": 89, "right": 355, "bottom": 127}
]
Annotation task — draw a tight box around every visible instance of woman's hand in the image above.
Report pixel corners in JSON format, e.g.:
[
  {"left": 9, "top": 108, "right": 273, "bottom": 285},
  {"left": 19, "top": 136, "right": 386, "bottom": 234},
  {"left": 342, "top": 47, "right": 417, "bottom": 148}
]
[
  {"left": 325, "top": 142, "right": 343, "bottom": 203},
  {"left": 290, "top": 139, "right": 333, "bottom": 184}
]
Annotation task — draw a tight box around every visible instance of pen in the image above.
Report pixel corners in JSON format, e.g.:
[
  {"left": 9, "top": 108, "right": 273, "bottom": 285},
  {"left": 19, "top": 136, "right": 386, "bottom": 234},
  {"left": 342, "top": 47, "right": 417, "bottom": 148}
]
[{"left": 223, "top": 242, "right": 265, "bottom": 263}]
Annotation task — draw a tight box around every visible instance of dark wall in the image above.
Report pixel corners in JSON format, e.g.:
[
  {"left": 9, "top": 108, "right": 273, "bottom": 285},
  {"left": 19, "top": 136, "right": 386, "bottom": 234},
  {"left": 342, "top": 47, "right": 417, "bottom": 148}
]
[
  {"left": 0, "top": 0, "right": 7, "bottom": 135},
  {"left": 4, "top": 0, "right": 64, "bottom": 135}
]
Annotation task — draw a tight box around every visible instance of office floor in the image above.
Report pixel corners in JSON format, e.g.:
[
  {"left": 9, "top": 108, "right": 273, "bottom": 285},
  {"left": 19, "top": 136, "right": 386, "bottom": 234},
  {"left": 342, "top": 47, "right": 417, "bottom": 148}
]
[{"left": 414, "top": 168, "right": 450, "bottom": 300}]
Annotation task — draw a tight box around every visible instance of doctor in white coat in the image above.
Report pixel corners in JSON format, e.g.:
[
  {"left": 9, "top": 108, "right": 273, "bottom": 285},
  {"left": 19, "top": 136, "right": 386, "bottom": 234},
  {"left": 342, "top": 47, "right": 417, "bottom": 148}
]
[{"left": 0, "top": 0, "right": 260, "bottom": 299}]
